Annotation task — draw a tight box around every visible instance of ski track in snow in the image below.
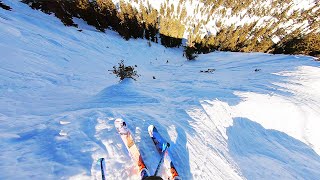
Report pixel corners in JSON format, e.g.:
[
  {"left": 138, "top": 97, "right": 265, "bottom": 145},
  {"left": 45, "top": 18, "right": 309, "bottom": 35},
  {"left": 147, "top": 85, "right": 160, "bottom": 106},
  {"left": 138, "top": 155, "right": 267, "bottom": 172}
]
[{"left": 1, "top": 1, "right": 320, "bottom": 179}]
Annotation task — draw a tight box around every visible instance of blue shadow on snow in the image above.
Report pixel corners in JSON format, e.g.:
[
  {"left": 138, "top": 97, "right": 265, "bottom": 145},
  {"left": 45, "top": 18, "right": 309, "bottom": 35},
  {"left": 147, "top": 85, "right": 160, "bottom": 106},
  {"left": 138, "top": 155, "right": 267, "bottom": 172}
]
[
  {"left": 83, "top": 79, "right": 159, "bottom": 108},
  {"left": 227, "top": 118, "right": 320, "bottom": 180}
]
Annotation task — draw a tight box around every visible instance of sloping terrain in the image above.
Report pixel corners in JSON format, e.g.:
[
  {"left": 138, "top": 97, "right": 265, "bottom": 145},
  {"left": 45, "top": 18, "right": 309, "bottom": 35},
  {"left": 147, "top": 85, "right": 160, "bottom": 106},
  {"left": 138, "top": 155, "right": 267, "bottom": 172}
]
[{"left": 0, "top": 1, "right": 320, "bottom": 179}]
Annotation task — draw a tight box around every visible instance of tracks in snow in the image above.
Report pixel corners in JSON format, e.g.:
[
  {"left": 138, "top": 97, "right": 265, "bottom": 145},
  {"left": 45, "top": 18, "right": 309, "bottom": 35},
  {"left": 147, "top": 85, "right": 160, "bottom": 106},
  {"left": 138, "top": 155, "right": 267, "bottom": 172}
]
[{"left": 186, "top": 100, "right": 244, "bottom": 179}]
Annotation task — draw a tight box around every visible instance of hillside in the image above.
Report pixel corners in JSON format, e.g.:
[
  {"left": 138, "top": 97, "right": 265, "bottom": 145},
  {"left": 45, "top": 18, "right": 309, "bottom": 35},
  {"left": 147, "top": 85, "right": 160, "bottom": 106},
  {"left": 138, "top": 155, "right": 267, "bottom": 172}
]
[
  {"left": 1, "top": 1, "right": 320, "bottom": 180},
  {"left": 17, "top": 0, "right": 320, "bottom": 57}
]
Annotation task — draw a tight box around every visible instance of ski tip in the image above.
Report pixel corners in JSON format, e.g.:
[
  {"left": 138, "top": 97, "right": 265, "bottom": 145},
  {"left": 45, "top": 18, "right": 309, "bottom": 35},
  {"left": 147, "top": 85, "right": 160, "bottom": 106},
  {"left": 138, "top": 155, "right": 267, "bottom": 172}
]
[
  {"left": 148, "top": 125, "right": 155, "bottom": 136},
  {"left": 114, "top": 118, "right": 124, "bottom": 127},
  {"left": 148, "top": 125, "right": 154, "bottom": 130}
]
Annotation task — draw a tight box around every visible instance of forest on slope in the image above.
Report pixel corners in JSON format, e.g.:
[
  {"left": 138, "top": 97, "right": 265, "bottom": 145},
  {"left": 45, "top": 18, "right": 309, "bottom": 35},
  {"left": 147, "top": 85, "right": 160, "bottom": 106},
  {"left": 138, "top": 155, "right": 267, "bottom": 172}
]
[{"left": 6, "top": 0, "right": 319, "bottom": 59}]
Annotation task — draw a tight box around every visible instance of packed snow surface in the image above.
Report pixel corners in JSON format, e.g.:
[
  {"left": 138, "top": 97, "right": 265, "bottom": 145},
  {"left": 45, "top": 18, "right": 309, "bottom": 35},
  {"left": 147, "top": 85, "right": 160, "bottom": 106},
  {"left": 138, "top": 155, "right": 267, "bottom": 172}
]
[{"left": 1, "top": 1, "right": 320, "bottom": 180}]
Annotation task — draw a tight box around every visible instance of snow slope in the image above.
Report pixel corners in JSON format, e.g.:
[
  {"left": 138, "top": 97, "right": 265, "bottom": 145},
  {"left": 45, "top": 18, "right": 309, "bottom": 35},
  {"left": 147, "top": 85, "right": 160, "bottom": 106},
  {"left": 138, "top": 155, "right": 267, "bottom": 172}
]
[{"left": 1, "top": 1, "right": 320, "bottom": 179}]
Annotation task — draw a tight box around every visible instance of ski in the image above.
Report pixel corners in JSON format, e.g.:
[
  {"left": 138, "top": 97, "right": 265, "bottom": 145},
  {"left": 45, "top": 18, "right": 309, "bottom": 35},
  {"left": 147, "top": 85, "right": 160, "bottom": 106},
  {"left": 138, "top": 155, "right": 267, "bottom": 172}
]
[
  {"left": 148, "top": 125, "right": 181, "bottom": 180},
  {"left": 154, "top": 142, "right": 170, "bottom": 176},
  {"left": 115, "top": 118, "right": 150, "bottom": 179}
]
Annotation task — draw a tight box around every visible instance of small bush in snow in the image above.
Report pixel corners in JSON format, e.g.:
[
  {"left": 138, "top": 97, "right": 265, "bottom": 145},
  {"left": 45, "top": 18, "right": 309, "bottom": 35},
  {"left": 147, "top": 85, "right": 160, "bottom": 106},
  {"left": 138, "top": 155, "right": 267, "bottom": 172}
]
[
  {"left": 0, "top": 1, "right": 11, "bottom": 10},
  {"left": 110, "top": 60, "right": 139, "bottom": 81},
  {"left": 184, "top": 46, "right": 198, "bottom": 60},
  {"left": 200, "top": 68, "right": 215, "bottom": 73}
]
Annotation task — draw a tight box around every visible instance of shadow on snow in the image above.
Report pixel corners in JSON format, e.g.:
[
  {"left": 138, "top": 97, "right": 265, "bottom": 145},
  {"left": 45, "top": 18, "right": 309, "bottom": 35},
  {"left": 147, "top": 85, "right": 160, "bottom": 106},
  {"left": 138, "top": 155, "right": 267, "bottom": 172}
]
[{"left": 227, "top": 118, "right": 320, "bottom": 180}]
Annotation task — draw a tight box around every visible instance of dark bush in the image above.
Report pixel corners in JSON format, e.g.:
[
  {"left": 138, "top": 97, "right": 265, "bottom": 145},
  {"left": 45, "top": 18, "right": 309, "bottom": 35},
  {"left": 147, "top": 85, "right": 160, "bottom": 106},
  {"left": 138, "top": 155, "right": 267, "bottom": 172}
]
[
  {"left": 0, "top": 1, "right": 11, "bottom": 11},
  {"left": 110, "top": 60, "right": 139, "bottom": 81},
  {"left": 200, "top": 68, "right": 215, "bottom": 73},
  {"left": 184, "top": 46, "right": 198, "bottom": 60},
  {"left": 160, "top": 34, "right": 182, "bottom": 48}
]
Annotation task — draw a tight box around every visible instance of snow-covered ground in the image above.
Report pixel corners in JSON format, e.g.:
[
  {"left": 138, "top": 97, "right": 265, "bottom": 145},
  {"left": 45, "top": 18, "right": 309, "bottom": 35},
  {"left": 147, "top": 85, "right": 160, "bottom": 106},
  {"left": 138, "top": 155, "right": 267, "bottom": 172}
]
[{"left": 1, "top": 1, "right": 320, "bottom": 179}]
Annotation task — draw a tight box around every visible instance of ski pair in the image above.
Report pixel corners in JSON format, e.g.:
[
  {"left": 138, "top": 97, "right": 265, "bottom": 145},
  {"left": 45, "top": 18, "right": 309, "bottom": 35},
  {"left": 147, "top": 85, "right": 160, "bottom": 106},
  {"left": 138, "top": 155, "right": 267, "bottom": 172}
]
[{"left": 114, "top": 119, "right": 180, "bottom": 180}]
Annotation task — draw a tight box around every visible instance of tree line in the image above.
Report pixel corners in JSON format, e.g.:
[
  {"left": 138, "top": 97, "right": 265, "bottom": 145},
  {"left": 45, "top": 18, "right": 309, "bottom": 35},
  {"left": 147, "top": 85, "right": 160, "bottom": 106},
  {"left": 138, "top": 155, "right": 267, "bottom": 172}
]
[
  {"left": 22, "top": 0, "right": 184, "bottom": 47},
  {"left": 22, "top": 0, "right": 319, "bottom": 59}
]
